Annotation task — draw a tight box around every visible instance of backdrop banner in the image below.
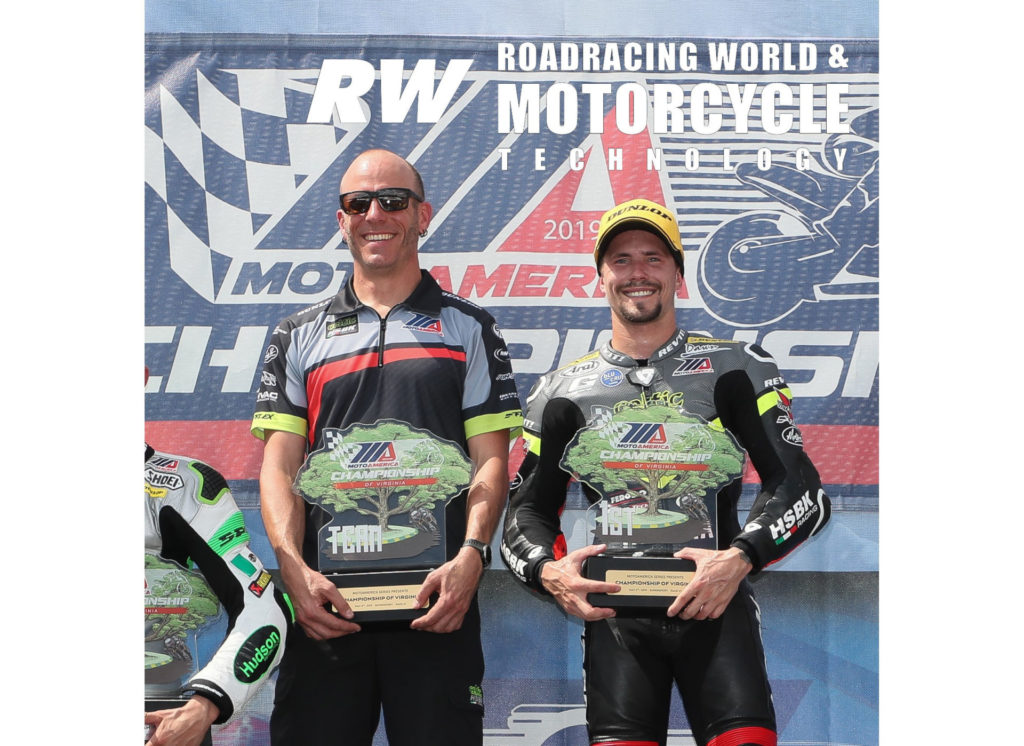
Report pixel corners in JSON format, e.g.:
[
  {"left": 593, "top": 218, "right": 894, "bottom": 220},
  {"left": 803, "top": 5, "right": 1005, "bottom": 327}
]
[{"left": 145, "top": 33, "right": 878, "bottom": 745}]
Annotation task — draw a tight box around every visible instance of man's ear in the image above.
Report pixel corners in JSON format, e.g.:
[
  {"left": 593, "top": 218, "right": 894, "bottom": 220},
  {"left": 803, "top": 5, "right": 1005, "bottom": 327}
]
[{"left": 417, "top": 200, "right": 434, "bottom": 234}]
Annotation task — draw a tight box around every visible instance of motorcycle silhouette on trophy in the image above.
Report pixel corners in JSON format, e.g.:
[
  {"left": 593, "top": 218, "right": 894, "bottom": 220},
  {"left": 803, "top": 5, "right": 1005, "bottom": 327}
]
[{"left": 696, "top": 108, "right": 879, "bottom": 326}]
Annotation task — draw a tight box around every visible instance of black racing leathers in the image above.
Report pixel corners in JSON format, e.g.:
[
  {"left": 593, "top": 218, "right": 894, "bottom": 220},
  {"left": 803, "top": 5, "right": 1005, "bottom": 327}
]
[{"left": 501, "top": 328, "right": 830, "bottom": 590}]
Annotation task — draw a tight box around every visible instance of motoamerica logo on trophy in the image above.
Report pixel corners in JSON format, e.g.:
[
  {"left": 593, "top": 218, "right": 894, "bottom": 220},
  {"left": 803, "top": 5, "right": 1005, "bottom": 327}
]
[
  {"left": 293, "top": 420, "right": 472, "bottom": 621},
  {"left": 562, "top": 403, "right": 744, "bottom": 611}
]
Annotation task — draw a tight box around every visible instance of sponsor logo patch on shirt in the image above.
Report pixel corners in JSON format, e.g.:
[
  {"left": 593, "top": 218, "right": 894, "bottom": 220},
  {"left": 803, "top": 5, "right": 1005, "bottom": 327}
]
[
  {"left": 601, "top": 369, "right": 624, "bottom": 387},
  {"left": 672, "top": 357, "right": 714, "bottom": 376},
  {"left": 403, "top": 313, "right": 443, "bottom": 334},
  {"left": 326, "top": 314, "right": 358, "bottom": 338}
]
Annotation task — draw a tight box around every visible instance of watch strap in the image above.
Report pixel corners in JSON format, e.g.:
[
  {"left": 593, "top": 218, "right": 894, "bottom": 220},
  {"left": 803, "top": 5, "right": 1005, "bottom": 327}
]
[{"left": 462, "top": 538, "right": 491, "bottom": 568}]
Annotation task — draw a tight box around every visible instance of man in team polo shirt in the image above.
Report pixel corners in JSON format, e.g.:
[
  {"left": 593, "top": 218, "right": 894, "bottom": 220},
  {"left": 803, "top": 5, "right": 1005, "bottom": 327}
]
[{"left": 252, "top": 148, "right": 522, "bottom": 746}]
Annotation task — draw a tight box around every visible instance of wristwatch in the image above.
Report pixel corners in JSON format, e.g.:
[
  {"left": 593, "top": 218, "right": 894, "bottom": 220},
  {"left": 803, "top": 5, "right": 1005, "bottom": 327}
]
[{"left": 462, "top": 538, "right": 492, "bottom": 568}]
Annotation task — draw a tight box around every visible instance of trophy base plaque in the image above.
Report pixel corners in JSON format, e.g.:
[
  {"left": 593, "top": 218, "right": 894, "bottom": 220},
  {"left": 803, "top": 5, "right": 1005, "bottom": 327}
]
[
  {"left": 584, "top": 555, "right": 697, "bottom": 612},
  {"left": 327, "top": 569, "right": 435, "bottom": 623}
]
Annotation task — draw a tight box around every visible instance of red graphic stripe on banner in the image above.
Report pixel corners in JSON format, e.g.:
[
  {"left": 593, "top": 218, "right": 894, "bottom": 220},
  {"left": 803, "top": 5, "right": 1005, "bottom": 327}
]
[
  {"left": 146, "top": 420, "right": 265, "bottom": 480},
  {"left": 753, "top": 423, "right": 879, "bottom": 484},
  {"left": 144, "top": 421, "right": 877, "bottom": 485}
]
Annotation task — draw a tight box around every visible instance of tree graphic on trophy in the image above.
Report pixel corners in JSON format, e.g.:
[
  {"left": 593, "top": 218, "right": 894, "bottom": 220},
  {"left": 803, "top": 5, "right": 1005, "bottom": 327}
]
[
  {"left": 293, "top": 420, "right": 473, "bottom": 621},
  {"left": 561, "top": 403, "right": 744, "bottom": 610}
]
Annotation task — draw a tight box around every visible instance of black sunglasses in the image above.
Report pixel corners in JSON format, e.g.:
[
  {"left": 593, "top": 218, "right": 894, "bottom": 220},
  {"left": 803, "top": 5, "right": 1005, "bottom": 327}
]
[{"left": 339, "top": 188, "right": 424, "bottom": 215}]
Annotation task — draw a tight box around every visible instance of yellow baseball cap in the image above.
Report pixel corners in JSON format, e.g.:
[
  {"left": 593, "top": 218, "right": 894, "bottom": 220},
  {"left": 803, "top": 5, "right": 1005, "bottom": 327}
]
[{"left": 593, "top": 198, "right": 684, "bottom": 274}]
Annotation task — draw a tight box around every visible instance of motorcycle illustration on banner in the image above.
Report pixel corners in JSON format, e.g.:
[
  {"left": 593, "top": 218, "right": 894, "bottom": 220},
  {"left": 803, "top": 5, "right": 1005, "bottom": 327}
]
[{"left": 697, "top": 108, "right": 879, "bottom": 326}]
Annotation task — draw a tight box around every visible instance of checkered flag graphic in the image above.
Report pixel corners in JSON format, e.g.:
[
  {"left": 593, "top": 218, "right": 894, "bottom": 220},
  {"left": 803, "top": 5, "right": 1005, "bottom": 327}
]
[
  {"left": 323, "top": 429, "right": 358, "bottom": 462},
  {"left": 589, "top": 406, "right": 629, "bottom": 442},
  {"left": 145, "top": 65, "right": 346, "bottom": 302}
]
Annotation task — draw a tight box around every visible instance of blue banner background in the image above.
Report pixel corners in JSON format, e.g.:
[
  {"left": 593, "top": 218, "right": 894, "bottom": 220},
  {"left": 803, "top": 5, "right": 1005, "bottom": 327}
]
[{"left": 144, "top": 5, "right": 878, "bottom": 745}]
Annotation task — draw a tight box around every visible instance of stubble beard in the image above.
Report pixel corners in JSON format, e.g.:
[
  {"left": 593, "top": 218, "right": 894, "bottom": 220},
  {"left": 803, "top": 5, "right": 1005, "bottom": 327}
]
[
  {"left": 614, "top": 296, "right": 664, "bottom": 325},
  {"left": 612, "top": 284, "right": 665, "bottom": 325}
]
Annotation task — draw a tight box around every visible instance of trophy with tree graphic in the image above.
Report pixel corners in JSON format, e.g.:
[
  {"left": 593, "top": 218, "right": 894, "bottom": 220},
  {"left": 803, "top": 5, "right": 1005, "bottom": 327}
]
[
  {"left": 293, "top": 420, "right": 473, "bottom": 621},
  {"left": 561, "top": 403, "right": 744, "bottom": 611}
]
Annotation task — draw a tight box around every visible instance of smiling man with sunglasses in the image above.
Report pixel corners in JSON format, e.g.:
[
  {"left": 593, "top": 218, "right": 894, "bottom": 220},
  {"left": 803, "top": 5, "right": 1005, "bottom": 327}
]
[
  {"left": 252, "top": 148, "right": 522, "bottom": 746},
  {"left": 336, "top": 156, "right": 430, "bottom": 301}
]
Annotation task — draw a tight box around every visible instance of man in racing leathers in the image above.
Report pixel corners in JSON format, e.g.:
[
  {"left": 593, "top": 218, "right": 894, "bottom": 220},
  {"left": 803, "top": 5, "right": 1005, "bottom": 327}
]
[
  {"left": 252, "top": 149, "right": 522, "bottom": 746},
  {"left": 501, "top": 198, "right": 831, "bottom": 746},
  {"left": 145, "top": 444, "right": 291, "bottom": 746}
]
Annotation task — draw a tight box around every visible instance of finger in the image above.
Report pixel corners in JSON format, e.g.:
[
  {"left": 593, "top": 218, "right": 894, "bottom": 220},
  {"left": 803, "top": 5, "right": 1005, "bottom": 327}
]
[
  {"left": 574, "top": 599, "right": 616, "bottom": 621},
  {"left": 410, "top": 589, "right": 449, "bottom": 629},
  {"left": 407, "top": 601, "right": 440, "bottom": 626},
  {"left": 674, "top": 547, "right": 702, "bottom": 560},
  {"left": 574, "top": 543, "right": 608, "bottom": 563},
  {"left": 415, "top": 573, "right": 442, "bottom": 608},
  {"left": 411, "top": 604, "right": 458, "bottom": 632},
  {"left": 323, "top": 586, "right": 357, "bottom": 620},
  {"left": 667, "top": 593, "right": 695, "bottom": 618},
  {"left": 587, "top": 579, "right": 621, "bottom": 593},
  {"left": 306, "top": 603, "right": 361, "bottom": 636}
]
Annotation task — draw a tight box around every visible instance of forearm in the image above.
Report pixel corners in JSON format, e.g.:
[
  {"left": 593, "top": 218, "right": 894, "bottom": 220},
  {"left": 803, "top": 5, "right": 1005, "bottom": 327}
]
[
  {"left": 259, "top": 431, "right": 309, "bottom": 579},
  {"left": 464, "top": 459, "right": 507, "bottom": 543},
  {"left": 501, "top": 449, "right": 570, "bottom": 590},
  {"left": 736, "top": 456, "right": 830, "bottom": 570},
  {"left": 463, "top": 430, "right": 510, "bottom": 544}
]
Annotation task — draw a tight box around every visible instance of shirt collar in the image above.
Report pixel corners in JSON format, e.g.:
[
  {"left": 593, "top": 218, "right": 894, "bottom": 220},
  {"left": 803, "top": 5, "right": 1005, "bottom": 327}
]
[
  {"left": 328, "top": 270, "right": 444, "bottom": 316},
  {"left": 600, "top": 328, "right": 688, "bottom": 366}
]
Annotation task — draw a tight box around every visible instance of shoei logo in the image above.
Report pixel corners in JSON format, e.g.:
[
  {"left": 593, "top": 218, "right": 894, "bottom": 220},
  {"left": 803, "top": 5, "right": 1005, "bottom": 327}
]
[{"left": 145, "top": 468, "right": 184, "bottom": 490}]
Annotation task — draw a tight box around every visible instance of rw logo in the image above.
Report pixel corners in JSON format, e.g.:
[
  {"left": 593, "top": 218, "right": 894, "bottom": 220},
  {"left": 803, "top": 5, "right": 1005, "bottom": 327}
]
[{"left": 614, "top": 423, "right": 668, "bottom": 449}]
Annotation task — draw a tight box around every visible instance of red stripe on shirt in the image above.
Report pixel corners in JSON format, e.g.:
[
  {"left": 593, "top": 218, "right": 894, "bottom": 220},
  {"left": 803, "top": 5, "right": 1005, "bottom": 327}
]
[{"left": 304, "top": 346, "right": 468, "bottom": 444}]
